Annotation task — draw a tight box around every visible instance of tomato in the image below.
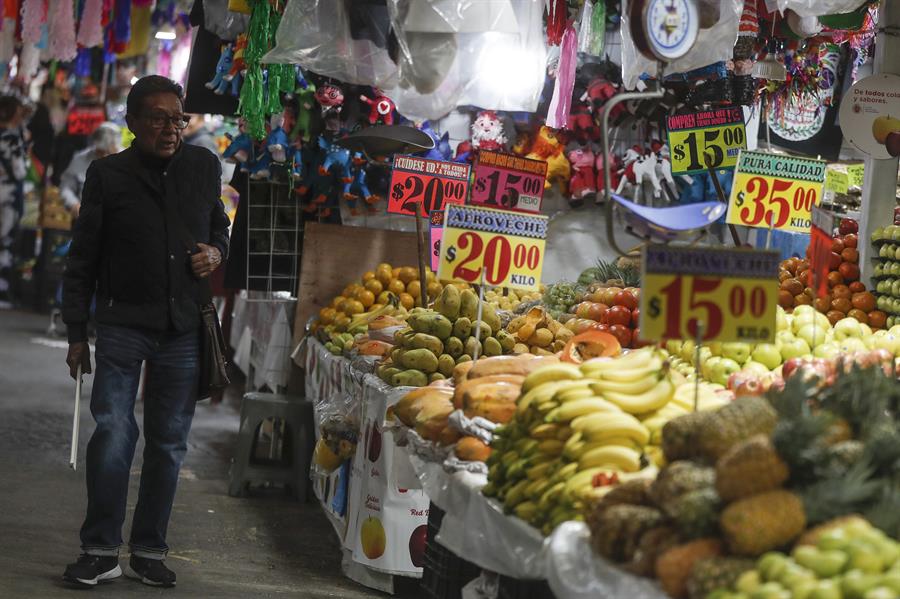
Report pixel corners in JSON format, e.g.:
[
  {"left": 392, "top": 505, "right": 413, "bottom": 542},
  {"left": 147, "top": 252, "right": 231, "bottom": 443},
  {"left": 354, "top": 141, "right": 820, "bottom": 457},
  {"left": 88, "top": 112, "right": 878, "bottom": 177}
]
[
  {"left": 631, "top": 308, "right": 640, "bottom": 327},
  {"left": 606, "top": 305, "right": 632, "bottom": 327},
  {"left": 608, "top": 324, "right": 632, "bottom": 348},
  {"left": 613, "top": 290, "right": 638, "bottom": 310},
  {"left": 630, "top": 328, "right": 653, "bottom": 348},
  {"left": 587, "top": 302, "right": 609, "bottom": 322}
]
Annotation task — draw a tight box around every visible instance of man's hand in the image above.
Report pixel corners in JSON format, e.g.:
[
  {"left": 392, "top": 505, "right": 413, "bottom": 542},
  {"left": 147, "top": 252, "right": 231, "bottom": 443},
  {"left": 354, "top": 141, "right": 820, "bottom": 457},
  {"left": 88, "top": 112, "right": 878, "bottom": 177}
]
[
  {"left": 191, "top": 243, "right": 222, "bottom": 279},
  {"left": 66, "top": 342, "right": 92, "bottom": 380},
  {"left": 70, "top": 201, "right": 81, "bottom": 219}
]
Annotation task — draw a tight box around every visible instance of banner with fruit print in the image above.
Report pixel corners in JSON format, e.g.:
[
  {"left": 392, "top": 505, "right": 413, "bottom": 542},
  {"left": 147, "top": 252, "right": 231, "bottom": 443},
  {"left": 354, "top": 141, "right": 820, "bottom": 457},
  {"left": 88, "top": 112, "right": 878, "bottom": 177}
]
[{"left": 348, "top": 378, "right": 429, "bottom": 575}]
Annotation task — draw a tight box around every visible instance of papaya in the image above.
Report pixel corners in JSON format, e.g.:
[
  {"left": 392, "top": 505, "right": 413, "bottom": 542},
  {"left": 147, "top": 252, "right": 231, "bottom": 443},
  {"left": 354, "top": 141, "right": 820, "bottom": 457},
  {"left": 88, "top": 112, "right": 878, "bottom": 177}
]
[
  {"left": 483, "top": 336, "right": 502, "bottom": 356},
  {"left": 429, "top": 372, "right": 446, "bottom": 383},
  {"left": 459, "top": 289, "right": 479, "bottom": 320},
  {"left": 394, "top": 386, "right": 454, "bottom": 425},
  {"left": 408, "top": 312, "right": 453, "bottom": 339},
  {"left": 468, "top": 354, "right": 559, "bottom": 378},
  {"left": 399, "top": 348, "right": 440, "bottom": 373},
  {"left": 472, "top": 321, "right": 492, "bottom": 341},
  {"left": 455, "top": 437, "right": 492, "bottom": 462},
  {"left": 444, "top": 336, "right": 464, "bottom": 358},
  {"left": 452, "top": 374, "right": 525, "bottom": 409},
  {"left": 434, "top": 285, "right": 461, "bottom": 321},
  {"left": 438, "top": 354, "right": 456, "bottom": 377},
  {"left": 464, "top": 336, "right": 482, "bottom": 359},
  {"left": 391, "top": 369, "right": 428, "bottom": 387},
  {"left": 496, "top": 330, "right": 516, "bottom": 352},
  {"left": 356, "top": 340, "right": 392, "bottom": 357},
  {"left": 452, "top": 360, "right": 475, "bottom": 385},
  {"left": 452, "top": 317, "right": 472, "bottom": 339},
  {"left": 409, "top": 333, "right": 443, "bottom": 354},
  {"left": 414, "top": 398, "right": 455, "bottom": 441}
]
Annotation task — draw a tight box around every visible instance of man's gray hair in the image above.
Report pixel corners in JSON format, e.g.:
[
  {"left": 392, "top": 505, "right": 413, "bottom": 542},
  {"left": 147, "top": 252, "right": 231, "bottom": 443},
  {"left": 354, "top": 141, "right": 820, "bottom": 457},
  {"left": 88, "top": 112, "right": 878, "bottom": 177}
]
[{"left": 91, "top": 122, "right": 121, "bottom": 153}]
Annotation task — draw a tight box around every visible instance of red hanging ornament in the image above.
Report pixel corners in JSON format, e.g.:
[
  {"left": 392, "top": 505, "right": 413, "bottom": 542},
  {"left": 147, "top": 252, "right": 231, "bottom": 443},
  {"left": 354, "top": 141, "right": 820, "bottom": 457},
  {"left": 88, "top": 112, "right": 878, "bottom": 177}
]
[{"left": 546, "top": 0, "right": 567, "bottom": 46}]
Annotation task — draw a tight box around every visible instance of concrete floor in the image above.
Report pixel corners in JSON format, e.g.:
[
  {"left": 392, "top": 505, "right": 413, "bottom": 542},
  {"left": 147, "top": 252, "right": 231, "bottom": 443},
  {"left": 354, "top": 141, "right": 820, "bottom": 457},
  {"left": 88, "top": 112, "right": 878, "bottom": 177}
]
[{"left": 0, "top": 309, "right": 386, "bottom": 598}]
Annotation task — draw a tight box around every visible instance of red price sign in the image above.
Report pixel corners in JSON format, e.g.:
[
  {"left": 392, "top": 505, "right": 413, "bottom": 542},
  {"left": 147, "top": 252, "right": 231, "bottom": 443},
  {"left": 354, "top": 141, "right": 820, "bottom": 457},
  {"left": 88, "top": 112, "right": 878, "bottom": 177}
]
[
  {"left": 429, "top": 211, "right": 444, "bottom": 272},
  {"left": 471, "top": 150, "right": 547, "bottom": 213},
  {"left": 66, "top": 106, "right": 106, "bottom": 136},
  {"left": 808, "top": 206, "right": 835, "bottom": 298},
  {"left": 387, "top": 155, "right": 470, "bottom": 218}
]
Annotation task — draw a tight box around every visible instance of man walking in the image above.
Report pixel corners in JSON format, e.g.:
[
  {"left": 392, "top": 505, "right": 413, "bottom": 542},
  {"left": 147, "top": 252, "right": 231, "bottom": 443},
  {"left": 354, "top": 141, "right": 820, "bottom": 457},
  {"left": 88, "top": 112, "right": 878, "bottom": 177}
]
[{"left": 61, "top": 76, "right": 230, "bottom": 588}]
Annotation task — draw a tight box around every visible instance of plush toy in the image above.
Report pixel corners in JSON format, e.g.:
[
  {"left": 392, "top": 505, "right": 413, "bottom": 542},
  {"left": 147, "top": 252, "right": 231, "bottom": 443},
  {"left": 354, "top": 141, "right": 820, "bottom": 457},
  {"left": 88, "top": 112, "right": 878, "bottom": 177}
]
[
  {"left": 651, "top": 141, "right": 678, "bottom": 203},
  {"left": 343, "top": 152, "right": 379, "bottom": 215},
  {"left": 582, "top": 78, "right": 626, "bottom": 125},
  {"left": 265, "top": 114, "right": 291, "bottom": 164},
  {"left": 290, "top": 82, "right": 317, "bottom": 142},
  {"left": 224, "top": 34, "right": 247, "bottom": 86},
  {"left": 318, "top": 140, "right": 352, "bottom": 183},
  {"left": 315, "top": 83, "right": 344, "bottom": 117},
  {"left": 616, "top": 145, "right": 661, "bottom": 203},
  {"left": 360, "top": 88, "right": 396, "bottom": 125},
  {"left": 420, "top": 121, "right": 452, "bottom": 161},
  {"left": 470, "top": 110, "right": 508, "bottom": 152},
  {"left": 525, "top": 126, "right": 570, "bottom": 195},
  {"left": 223, "top": 121, "right": 254, "bottom": 172},
  {"left": 566, "top": 145, "right": 596, "bottom": 205},
  {"left": 302, "top": 137, "right": 341, "bottom": 217},
  {"left": 453, "top": 140, "right": 473, "bottom": 164},
  {"left": 595, "top": 151, "right": 622, "bottom": 198},
  {"left": 206, "top": 44, "right": 238, "bottom": 96},
  {"left": 569, "top": 101, "right": 600, "bottom": 143}
]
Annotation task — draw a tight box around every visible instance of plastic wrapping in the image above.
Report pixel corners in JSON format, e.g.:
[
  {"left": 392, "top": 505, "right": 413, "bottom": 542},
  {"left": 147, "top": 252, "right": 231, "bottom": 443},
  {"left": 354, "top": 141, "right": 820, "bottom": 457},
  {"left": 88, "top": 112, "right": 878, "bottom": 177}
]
[
  {"left": 620, "top": 0, "right": 743, "bottom": 90},
  {"left": 203, "top": 0, "right": 250, "bottom": 41},
  {"left": 262, "top": 0, "right": 399, "bottom": 88},
  {"left": 448, "top": 409, "right": 496, "bottom": 445},
  {"left": 384, "top": 0, "right": 547, "bottom": 120},
  {"left": 544, "top": 522, "right": 669, "bottom": 599},
  {"left": 768, "top": 0, "right": 868, "bottom": 17}
]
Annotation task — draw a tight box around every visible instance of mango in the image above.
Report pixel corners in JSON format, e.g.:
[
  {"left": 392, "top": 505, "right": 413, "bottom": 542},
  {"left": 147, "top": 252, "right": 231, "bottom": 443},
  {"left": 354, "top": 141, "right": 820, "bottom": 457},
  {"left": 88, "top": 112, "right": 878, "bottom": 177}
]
[
  {"left": 472, "top": 321, "right": 492, "bottom": 340},
  {"left": 453, "top": 317, "right": 472, "bottom": 339},
  {"left": 400, "top": 348, "right": 440, "bottom": 373},
  {"left": 434, "top": 285, "right": 461, "bottom": 320},
  {"left": 513, "top": 343, "right": 530, "bottom": 354},
  {"left": 429, "top": 372, "right": 446, "bottom": 383},
  {"left": 391, "top": 348, "right": 405, "bottom": 364},
  {"left": 393, "top": 327, "right": 413, "bottom": 344},
  {"left": 465, "top": 336, "right": 483, "bottom": 359},
  {"left": 391, "top": 369, "right": 428, "bottom": 387},
  {"left": 380, "top": 367, "right": 401, "bottom": 383},
  {"left": 528, "top": 327, "right": 553, "bottom": 348},
  {"left": 460, "top": 289, "right": 479, "bottom": 320},
  {"left": 438, "top": 354, "right": 456, "bottom": 377},
  {"left": 445, "top": 337, "right": 464, "bottom": 358},
  {"left": 456, "top": 354, "right": 473, "bottom": 364},
  {"left": 482, "top": 304, "right": 501, "bottom": 333},
  {"left": 484, "top": 337, "right": 502, "bottom": 356},
  {"left": 408, "top": 312, "right": 453, "bottom": 339},
  {"left": 497, "top": 330, "right": 516, "bottom": 352},
  {"left": 409, "top": 333, "right": 444, "bottom": 354},
  {"left": 508, "top": 315, "right": 526, "bottom": 333}
]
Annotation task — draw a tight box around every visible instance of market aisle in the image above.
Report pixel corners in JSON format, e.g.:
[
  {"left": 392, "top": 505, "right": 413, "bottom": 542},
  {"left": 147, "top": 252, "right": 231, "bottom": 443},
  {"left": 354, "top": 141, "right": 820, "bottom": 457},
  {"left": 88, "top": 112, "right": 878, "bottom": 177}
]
[{"left": 0, "top": 309, "right": 383, "bottom": 598}]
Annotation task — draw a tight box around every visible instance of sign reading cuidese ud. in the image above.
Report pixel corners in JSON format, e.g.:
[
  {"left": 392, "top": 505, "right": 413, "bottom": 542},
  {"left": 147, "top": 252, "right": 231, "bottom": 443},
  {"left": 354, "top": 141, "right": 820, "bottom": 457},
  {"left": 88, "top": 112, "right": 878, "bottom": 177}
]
[
  {"left": 666, "top": 107, "right": 747, "bottom": 175},
  {"left": 387, "top": 155, "right": 470, "bottom": 218},
  {"left": 437, "top": 204, "right": 548, "bottom": 291}
]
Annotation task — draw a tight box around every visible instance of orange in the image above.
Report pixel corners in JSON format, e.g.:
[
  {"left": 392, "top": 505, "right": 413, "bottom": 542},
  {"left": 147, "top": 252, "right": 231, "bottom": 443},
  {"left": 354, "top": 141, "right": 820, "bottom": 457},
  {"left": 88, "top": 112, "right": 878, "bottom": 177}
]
[
  {"left": 392, "top": 267, "right": 401, "bottom": 279},
  {"left": 356, "top": 289, "right": 375, "bottom": 308},
  {"left": 406, "top": 281, "right": 421, "bottom": 300},
  {"left": 388, "top": 279, "right": 406, "bottom": 295},
  {"left": 364, "top": 279, "right": 383, "bottom": 295},
  {"left": 398, "top": 293, "right": 415, "bottom": 310},
  {"left": 398, "top": 266, "right": 418, "bottom": 285},
  {"left": 345, "top": 300, "right": 365, "bottom": 315},
  {"left": 331, "top": 295, "right": 343, "bottom": 307},
  {"left": 375, "top": 264, "right": 393, "bottom": 285},
  {"left": 336, "top": 298, "right": 351, "bottom": 313},
  {"left": 362, "top": 271, "right": 375, "bottom": 282},
  {"left": 334, "top": 314, "right": 351, "bottom": 330},
  {"left": 318, "top": 307, "right": 337, "bottom": 324},
  {"left": 426, "top": 281, "right": 442, "bottom": 299}
]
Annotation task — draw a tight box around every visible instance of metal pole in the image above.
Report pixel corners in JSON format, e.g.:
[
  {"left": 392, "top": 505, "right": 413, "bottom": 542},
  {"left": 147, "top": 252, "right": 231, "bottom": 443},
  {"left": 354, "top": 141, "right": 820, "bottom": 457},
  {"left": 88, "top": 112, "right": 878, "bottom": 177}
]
[{"left": 414, "top": 212, "right": 429, "bottom": 307}]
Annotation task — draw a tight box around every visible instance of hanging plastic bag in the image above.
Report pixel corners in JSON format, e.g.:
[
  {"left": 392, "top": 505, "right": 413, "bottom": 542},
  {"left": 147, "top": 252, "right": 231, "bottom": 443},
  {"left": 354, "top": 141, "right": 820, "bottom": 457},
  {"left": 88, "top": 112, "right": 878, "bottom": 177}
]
[
  {"left": 620, "top": 0, "right": 743, "bottom": 90},
  {"left": 203, "top": 0, "right": 250, "bottom": 41},
  {"left": 384, "top": 0, "right": 547, "bottom": 121},
  {"left": 262, "top": 0, "right": 399, "bottom": 88},
  {"left": 769, "top": 0, "right": 868, "bottom": 18}
]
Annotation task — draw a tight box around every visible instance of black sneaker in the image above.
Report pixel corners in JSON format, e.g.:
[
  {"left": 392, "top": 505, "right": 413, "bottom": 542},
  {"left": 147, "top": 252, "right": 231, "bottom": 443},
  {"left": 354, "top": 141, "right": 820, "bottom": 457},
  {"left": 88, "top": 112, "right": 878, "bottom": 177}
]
[
  {"left": 63, "top": 554, "right": 122, "bottom": 587},
  {"left": 128, "top": 556, "right": 176, "bottom": 587}
]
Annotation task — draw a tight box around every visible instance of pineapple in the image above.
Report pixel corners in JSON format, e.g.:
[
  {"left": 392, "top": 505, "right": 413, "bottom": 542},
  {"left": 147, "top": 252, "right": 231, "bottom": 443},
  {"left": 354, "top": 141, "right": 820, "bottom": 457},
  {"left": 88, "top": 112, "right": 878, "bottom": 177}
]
[
  {"left": 686, "top": 557, "right": 755, "bottom": 599},
  {"left": 590, "top": 478, "right": 653, "bottom": 513},
  {"left": 648, "top": 461, "right": 716, "bottom": 516},
  {"left": 671, "top": 487, "right": 721, "bottom": 540},
  {"left": 661, "top": 411, "right": 713, "bottom": 462},
  {"left": 715, "top": 435, "right": 789, "bottom": 502},
  {"left": 622, "top": 526, "right": 681, "bottom": 578},
  {"left": 696, "top": 396, "right": 778, "bottom": 461},
  {"left": 587, "top": 504, "right": 664, "bottom": 563},
  {"left": 654, "top": 538, "right": 723, "bottom": 599},
  {"left": 720, "top": 490, "right": 806, "bottom": 556}
]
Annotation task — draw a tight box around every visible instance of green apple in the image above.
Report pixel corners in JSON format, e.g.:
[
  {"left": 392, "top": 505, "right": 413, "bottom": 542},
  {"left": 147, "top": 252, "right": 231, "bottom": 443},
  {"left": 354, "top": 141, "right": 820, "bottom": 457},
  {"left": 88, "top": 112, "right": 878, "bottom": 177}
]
[
  {"left": 776, "top": 307, "right": 790, "bottom": 332},
  {"left": 860, "top": 323, "right": 873, "bottom": 337},
  {"left": 808, "top": 579, "right": 843, "bottom": 599},
  {"left": 709, "top": 341, "right": 724, "bottom": 356},
  {"left": 873, "top": 227, "right": 885, "bottom": 242},
  {"left": 842, "top": 570, "right": 882, "bottom": 599},
  {"left": 697, "top": 346, "right": 713, "bottom": 367},
  {"left": 723, "top": 342, "right": 752, "bottom": 364},
  {"left": 743, "top": 360, "right": 772, "bottom": 376},
  {"left": 863, "top": 588, "right": 897, "bottom": 599},
  {"left": 794, "top": 545, "right": 848, "bottom": 578},
  {"left": 779, "top": 564, "right": 817, "bottom": 587},
  {"left": 893, "top": 280, "right": 900, "bottom": 297},
  {"left": 702, "top": 356, "right": 722, "bottom": 381},
  {"left": 737, "top": 570, "right": 763, "bottom": 593},
  {"left": 792, "top": 580, "right": 821, "bottom": 599},
  {"left": 847, "top": 541, "right": 885, "bottom": 574},
  {"left": 878, "top": 571, "right": 900, "bottom": 593},
  {"left": 710, "top": 357, "right": 742, "bottom": 386},
  {"left": 750, "top": 582, "right": 790, "bottom": 599},
  {"left": 793, "top": 305, "right": 817, "bottom": 318},
  {"left": 819, "top": 529, "right": 852, "bottom": 552},
  {"left": 840, "top": 337, "right": 869, "bottom": 354},
  {"left": 665, "top": 340, "right": 683, "bottom": 355},
  {"left": 680, "top": 339, "right": 696, "bottom": 362},
  {"left": 798, "top": 323, "right": 830, "bottom": 348},
  {"left": 759, "top": 553, "right": 791, "bottom": 582},
  {"left": 835, "top": 317, "right": 865, "bottom": 340},
  {"left": 752, "top": 343, "right": 783, "bottom": 370},
  {"left": 781, "top": 337, "right": 812, "bottom": 361},
  {"left": 815, "top": 342, "right": 843, "bottom": 359}
]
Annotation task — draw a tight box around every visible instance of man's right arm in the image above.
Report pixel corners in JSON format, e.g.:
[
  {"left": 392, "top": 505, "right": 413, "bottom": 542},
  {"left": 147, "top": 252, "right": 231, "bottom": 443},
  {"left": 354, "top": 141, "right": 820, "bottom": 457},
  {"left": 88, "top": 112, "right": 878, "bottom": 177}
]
[{"left": 62, "top": 163, "right": 103, "bottom": 344}]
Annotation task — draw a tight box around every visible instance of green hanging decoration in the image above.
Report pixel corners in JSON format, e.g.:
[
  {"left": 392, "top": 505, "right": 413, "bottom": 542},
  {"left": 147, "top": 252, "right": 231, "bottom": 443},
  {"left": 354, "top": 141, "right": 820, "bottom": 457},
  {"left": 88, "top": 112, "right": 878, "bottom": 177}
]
[
  {"left": 238, "top": 0, "right": 273, "bottom": 140},
  {"left": 263, "top": 8, "right": 287, "bottom": 115}
]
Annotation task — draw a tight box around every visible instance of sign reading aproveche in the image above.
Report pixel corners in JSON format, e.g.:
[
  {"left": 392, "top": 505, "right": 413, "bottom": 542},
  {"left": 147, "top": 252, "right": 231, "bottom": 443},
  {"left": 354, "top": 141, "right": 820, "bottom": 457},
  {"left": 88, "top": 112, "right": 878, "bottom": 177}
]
[
  {"left": 387, "top": 155, "right": 470, "bottom": 218},
  {"left": 437, "top": 204, "right": 548, "bottom": 291},
  {"left": 666, "top": 107, "right": 746, "bottom": 174}
]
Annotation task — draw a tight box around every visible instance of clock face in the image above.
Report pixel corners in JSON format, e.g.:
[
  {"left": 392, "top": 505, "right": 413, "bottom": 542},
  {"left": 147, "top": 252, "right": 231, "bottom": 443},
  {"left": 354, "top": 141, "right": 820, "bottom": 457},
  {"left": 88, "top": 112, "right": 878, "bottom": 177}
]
[{"left": 643, "top": 0, "right": 699, "bottom": 61}]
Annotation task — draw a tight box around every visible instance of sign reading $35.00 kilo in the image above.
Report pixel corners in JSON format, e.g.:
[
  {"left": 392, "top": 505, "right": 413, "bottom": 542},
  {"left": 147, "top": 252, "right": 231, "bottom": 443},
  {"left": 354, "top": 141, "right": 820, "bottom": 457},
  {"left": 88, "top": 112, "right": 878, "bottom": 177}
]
[{"left": 438, "top": 204, "right": 548, "bottom": 291}]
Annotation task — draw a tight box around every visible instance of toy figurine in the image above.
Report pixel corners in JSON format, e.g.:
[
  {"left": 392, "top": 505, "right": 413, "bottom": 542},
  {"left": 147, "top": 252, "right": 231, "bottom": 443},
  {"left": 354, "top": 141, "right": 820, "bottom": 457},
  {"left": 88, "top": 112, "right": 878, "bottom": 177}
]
[
  {"left": 470, "top": 110, "right": 508, "bottom": 152},
  {"left": 343, "top": 152, "right": 379, "bottom": 215},
  {"left": 420, "top": 121, "right": 452, "bottom": 161},
  {"left": 525, "top": 126, "right": 570, "bottom": 195},
  {"left": 266, "top": 113, "right": 290, "bottom": 163},
  {"left": 616, "top": 146, "right": 661, "bottom": 203},
  {"left": 290, "top": 81, "right": 317, "bottom": 142},
  {"left": 318, "top": 140, "right": 352, "bottom": 183},
  {"left": 224, "top": 33, "right": 247, "bottom": 90},
  {"left": 594, "top": 151, "right": 622, "bottom": 200},
  {"left": 569, "top": 101, "right": 600, "bottom": 143},
  {"left": 360, "top": 88, "right": 396, "bottom": 125},
  {"left": 566, "top": 145, "right": 596, "bottom": 206},
  {"left": 223, "top": 121, "right": 254, "bottom": 172},
  {"left": 453, "top": 140, "right": 473, "bottom": 163},
  {"left": 206, "top": 44, "right": 239, "bottom": 96},
  {"left": 651, "top": 141, "right": 678, "bottom": 203},
  {"left": 315, "top": 83, "right": 344, "bottom": 117}
]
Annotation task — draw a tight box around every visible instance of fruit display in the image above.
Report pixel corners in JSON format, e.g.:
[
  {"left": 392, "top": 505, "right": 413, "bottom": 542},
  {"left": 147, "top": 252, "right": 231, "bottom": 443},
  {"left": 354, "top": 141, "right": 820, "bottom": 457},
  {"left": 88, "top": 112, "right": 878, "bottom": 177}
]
[
  {"left": 507, "top": 306, "right": 574, "bottom": 355},
  {"left": 376, "top": 286, "right": 515, "bottom": 387},
  {"left": 563, "top": 285, "right": 644, "bottom": 349},
  {"left": 777, "top": 226, "right": 886, "bottom": 330},
  {"left": 484, "top": 286, "right": 544, "bottom": 312},
  {"left": 481, "top": 349, "right": 729, "bottom": 536},
  {"left": 870, "top": 224, "right": 900, "bottom": 328}
]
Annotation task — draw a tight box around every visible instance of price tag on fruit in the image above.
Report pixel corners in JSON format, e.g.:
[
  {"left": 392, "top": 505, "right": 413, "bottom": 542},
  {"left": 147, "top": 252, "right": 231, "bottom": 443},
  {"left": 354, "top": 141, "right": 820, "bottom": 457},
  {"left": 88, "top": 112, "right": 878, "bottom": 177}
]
[
  {"left": 471, "top": 150, "right": 548, "bottom": 213},
  {"left": 666, "top": 107, "right": 746, "bottom": 175},
  {"left": 437, "top": 204, "right": 548, "bottom": 291},
  {"left": 387, "top": 155, "right": 471, "bottom": 217},
  {"left": 726, "top": 150, "right": 827, "bottom": 233},
  {"left": 808, "top": 206, "right": 836, "bottom": 299},
  {"left": 639, "top": 245, "right": 779, "bottom": 343},
  {"left": 429, "top": 211, "right": 444, "bottom": 272}
]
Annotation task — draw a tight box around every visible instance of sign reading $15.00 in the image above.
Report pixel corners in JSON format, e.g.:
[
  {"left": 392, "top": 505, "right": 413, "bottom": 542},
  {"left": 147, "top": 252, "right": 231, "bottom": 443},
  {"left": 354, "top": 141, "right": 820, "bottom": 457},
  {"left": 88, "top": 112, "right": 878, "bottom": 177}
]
[
  {"left": 438, "top": 204, "right": 547, "bottom": 291},
  {"left": 666, "top": 107, "right": 747, "bottom": 174}
]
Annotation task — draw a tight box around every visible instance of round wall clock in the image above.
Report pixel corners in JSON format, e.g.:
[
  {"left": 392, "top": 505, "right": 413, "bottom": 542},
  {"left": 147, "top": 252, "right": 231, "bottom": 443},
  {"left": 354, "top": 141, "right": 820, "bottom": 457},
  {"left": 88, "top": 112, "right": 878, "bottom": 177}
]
[{"left": 630, "top": 0, "right": 699, "bottom": 62}]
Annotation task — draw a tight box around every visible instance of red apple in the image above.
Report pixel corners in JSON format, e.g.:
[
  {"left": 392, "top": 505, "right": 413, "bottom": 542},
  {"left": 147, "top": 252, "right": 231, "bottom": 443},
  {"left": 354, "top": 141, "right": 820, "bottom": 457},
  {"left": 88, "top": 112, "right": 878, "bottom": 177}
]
[
  {"left": 408, "top": 524, "right": 427, "bottom": 568},
  {"left": 838, "top": 218, "right": 858, "bottom": 235}
]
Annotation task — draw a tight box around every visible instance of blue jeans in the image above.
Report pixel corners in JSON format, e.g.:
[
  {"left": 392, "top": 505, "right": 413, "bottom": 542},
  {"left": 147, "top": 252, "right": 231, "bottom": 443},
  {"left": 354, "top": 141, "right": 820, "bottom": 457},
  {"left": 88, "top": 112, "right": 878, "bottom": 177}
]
[{"left": 80, "top": 324, "right": 199, "bottom": 560}]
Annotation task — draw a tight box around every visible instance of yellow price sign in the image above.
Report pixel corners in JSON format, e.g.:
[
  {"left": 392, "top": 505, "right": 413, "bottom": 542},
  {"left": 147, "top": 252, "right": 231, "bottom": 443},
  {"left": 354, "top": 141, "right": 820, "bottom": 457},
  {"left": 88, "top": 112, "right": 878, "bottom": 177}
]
[
  {"left": 726, "top": 151, "right": 827, "bottom": 233},
  {"left": 437, "top": 204, "right": 547, "bottom": 291},
  {"left": 639, "top": 245, "right": 779, "bottom": 344},
  {"left": 666, "top": 107, "right": 746, "bottom": 175}
]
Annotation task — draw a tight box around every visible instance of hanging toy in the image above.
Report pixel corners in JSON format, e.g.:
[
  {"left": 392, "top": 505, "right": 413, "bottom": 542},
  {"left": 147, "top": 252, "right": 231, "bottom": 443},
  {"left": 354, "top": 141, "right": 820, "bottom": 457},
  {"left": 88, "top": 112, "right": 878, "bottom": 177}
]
[
  {"left": 420, "top": 121, "right": 452, "bottom": 161},
  {"left": 546, "top": 25, "right": 577, "bottom": 129},
  {"left": 225, "top": 33, "right": 247, "bottom": 86},
  {"left": 359, "top": 88, "right": 396, "bottom": 125},
  {"left": 77, "top": 0, "right": 104, "bottom": 48},
  {"left": 343, "top": 152, "right": 378, "bottom": 216},
  {"left": 616, "top": 146, "right": 661, "bottom": 203},
  {"left": 470, "top": 110, "right": 508, "bottom": 152},
  {"left": 238, "top": 0, "right": 274, "bottom": 139},
  {"left": 303, "top": 136, "right": 341, "bottom": 217},
  {"left": 315, "top": 83, "right": 344, "bottom": 117},
  {"left": 265, "top": 113, "right": 290, "bottom": 164},
  {"left": 566, "top": 144, "right": 597, "bottom": 206},
  {"left": 291, "top": 81, "right": 317, "bottom": 143},
  {"left": 206, "top": 44, "right": 237, "bottom": 95},
  {"left": 223, "top": 120, "right": 255, "bottom": 172},
  {"left": 318, "top": 141, "right": 352, "bottom": 183},
  {"left": 525, "top": 126, "right": 570, "bottom": 195}
]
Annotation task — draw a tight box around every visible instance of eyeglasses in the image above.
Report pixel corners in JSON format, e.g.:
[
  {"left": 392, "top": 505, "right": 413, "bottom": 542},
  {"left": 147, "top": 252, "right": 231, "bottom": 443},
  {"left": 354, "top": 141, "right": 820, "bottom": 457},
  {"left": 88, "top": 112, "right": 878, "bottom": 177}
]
[{"left": 142, "top": 113, "right": 190, "bottom": 130}]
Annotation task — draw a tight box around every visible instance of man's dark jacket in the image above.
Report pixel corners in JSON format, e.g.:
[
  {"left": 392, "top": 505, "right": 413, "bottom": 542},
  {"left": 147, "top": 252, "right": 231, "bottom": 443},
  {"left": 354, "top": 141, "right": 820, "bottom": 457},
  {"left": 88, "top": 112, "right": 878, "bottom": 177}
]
[{"left": 62, "top": 143, "right": 230, "bottom": 343}]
